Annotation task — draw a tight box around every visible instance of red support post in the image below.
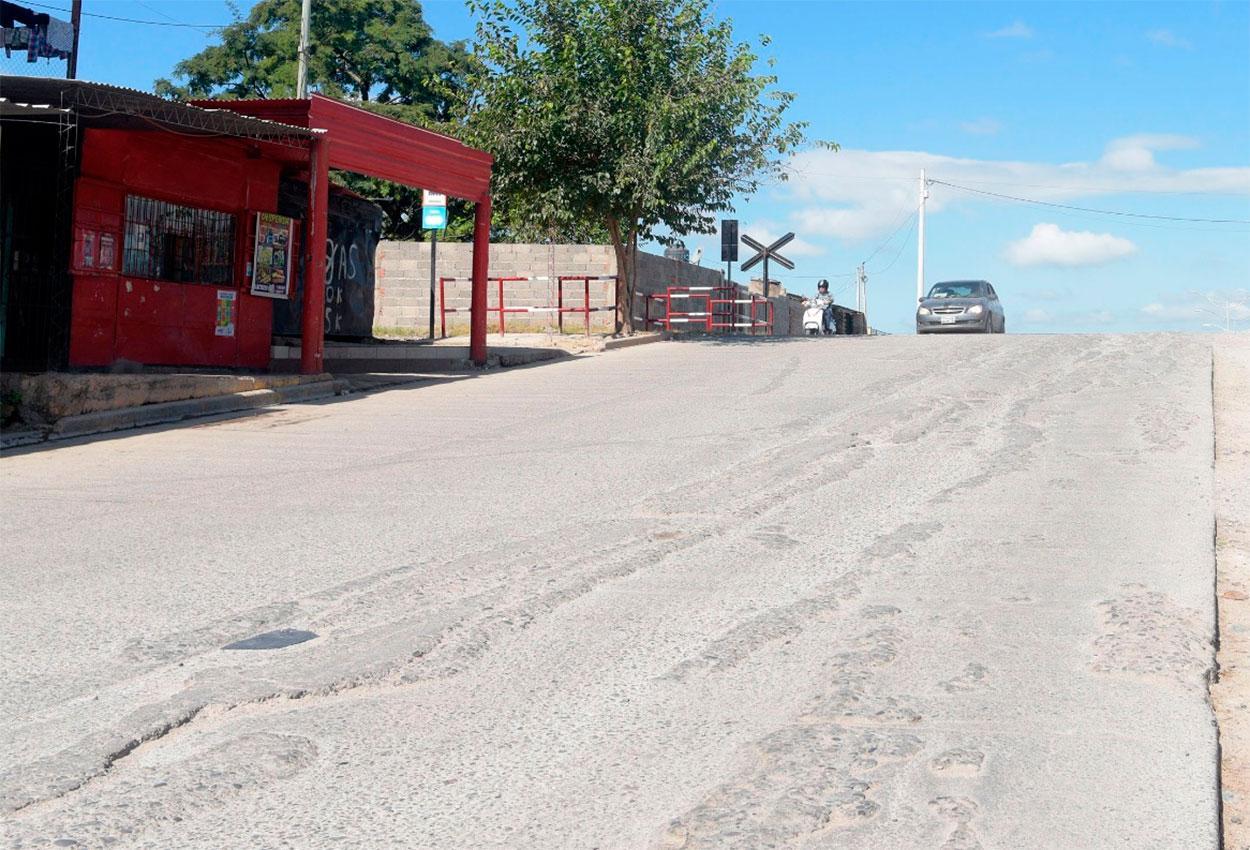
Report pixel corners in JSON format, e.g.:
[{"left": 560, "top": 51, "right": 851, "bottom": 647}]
[
  {"left": 470, "top": 197, "right": 491, "bottom": 365},
  {"left": 301, "top": 136, "right": 329, "bottom": 375},
  {"left": 584, "top": 278, "right": 591, "bottom": 336}
]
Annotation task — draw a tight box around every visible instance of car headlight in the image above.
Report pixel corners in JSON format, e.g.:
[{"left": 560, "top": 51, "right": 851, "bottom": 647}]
[
  {"left": 968, "top": 304, "right": 984, "bottom": 315},
  {"left": 917, "top": 306, "right": 931, "bottom": 316}
]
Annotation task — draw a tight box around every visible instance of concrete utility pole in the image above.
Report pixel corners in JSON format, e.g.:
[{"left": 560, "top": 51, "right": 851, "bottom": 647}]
[
  {"left": 916, "top": 169, "right": 928, "bottom": 303},
  {"left": 857, "top": 263, "right": 868, "bottom": 329},
  {"left": 296, "top": 0, "right": 312, "bottom": 98}
]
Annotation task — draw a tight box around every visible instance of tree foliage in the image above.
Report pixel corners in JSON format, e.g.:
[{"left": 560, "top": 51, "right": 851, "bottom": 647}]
[
  {"left": 156, "top": 0, "right": 471, "bottom": 239},
  {"left": 460, "top": 0, "right": 808, "bottom": 331},
  {"left": 156, "top": 0, "right": 465, "bottom": 113}
]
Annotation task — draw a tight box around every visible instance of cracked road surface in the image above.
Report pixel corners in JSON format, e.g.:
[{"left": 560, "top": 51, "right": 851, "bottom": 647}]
[{"left": 0, "top": 334, "right": 1221, "bottom": 848}]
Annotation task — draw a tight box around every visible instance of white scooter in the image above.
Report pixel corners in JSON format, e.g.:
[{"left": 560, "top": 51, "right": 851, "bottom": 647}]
[{"left": 803, "top": 297, "right": 835, "bottom": 336}]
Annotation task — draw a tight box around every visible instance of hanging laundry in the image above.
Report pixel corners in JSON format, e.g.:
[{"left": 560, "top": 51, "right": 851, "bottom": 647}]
[
  {"left": 0, "top": 2, "right": 69, "bottom": 62},
  {"left": 45, "top": 16, "right": 71, "bottom": 55},
  {"left": 1, "top": 25, "right": 30, "bottom": 59}
]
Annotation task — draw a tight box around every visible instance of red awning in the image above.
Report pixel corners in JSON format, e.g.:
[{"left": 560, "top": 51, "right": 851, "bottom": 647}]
[{"left": 197, "top": 95, "right": 493, "bottom": 202}]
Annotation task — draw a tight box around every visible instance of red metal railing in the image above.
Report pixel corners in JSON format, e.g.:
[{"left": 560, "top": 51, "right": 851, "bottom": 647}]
[
  {"left": 654, "top": 285, "right": 773, "bottom": 334},
  {"left": 438, "top": 275, "right": 618, "bottom": 338},
  {"left": 710, "top": 293, "right": 773, "bottom": 334}
]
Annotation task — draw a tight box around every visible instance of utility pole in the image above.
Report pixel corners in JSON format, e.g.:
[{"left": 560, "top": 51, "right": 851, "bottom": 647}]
[
  {"left": 67, "top": 0, "right": 81, "bottom": 79},
  {"left": 857, "top": 263, "right": 868, "bottom": 330},
  {"left": 296, "top": 0, "right": 312, "bottom": 98},
  {"left": 916, "top": 168, "right": 928, "bottom": 303}
]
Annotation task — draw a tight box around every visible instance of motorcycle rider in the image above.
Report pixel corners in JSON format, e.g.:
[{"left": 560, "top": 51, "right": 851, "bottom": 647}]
[{"left": 812, "top": 279, "right": 835, "bottom": 334}]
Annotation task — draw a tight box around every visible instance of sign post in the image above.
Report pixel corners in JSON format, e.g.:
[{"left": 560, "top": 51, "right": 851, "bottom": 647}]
[
  {"left": 739, "top": 231, "right": 795, "bottom": 300},
  {"left": 422, "top": 191, "right": 447, "bottom": 339},
  {"left": 721, "top": 219, "right": 738, "bottom": 285}
]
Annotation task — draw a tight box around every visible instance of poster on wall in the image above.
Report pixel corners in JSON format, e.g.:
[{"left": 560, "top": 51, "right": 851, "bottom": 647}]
[
  {"left": 251, "top": 212, "right": 294, "bottom": 299},
  {"left": 98, "top": 233, "right": 116, "bottom": 271},
  {"left": 215, "top": 289, "right": 237, "bottom": 337}
]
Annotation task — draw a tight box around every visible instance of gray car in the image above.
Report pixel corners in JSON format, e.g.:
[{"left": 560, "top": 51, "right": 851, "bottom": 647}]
[{"left": 916, "top": 280, "right": 1005, "bottom": 334}]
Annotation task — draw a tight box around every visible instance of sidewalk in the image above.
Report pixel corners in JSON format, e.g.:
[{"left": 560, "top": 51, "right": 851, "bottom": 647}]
[
  {"left": 1, "top": 333, "right": 665, "bottom": 450},
  {"left": 1, "top": 373, "right": 345, "bottom": 448},
  {"left": 1214, "top": 335, "right": 1250, "bottom": 850}
]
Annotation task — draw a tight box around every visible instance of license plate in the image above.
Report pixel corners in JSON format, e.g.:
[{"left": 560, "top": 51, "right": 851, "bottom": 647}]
[{"left": 940, "top": 316, "right": 956, "bottom": 325}]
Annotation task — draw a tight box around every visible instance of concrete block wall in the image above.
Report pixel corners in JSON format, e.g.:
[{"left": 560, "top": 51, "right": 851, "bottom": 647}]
[
  {"left": 375, "top": 243, "right": 616, "bottom": 334},
  {"left": 373, "top": 241, "right": 802, "bottom": 336}
]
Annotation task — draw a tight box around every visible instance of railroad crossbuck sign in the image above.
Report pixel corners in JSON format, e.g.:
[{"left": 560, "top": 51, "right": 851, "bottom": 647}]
[{"left": 739, "top": 232, "right": 795, "bottom": 298}]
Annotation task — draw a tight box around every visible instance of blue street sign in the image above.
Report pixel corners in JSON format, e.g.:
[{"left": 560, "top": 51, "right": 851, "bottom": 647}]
[
  {"left": 422, "top": 190, "right": 448, "bottom": 231},
  {"left": 422, "top": 205, "right": 447, "bottom": 230}
]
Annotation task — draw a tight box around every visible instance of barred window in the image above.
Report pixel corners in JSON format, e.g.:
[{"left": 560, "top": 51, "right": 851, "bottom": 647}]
[{"left": 122, "top": 196, "right": 236, "bottom": 285}]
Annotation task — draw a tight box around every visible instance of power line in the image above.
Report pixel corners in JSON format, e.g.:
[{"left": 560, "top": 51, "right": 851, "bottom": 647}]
[
  {"left": 929, "top": 179, "right": 1250, "bottom": 224},
  {"left": 924, "top": 176, "right": 1249, "bottom": 197},
  {"left": 134, "top": 0, "right": 189, "bottom": 25},
  {"left": 867, "top": 215, "right": 918, "bottom": 277},
  {"left": 862, "top": 203, "right": 920, "bottom": 266},
  {"left": 26, "top": 2, "right": 226, "bottom": 28},
  {"left": 783, "top": 167, "right": 1250, "bottom": 197}
]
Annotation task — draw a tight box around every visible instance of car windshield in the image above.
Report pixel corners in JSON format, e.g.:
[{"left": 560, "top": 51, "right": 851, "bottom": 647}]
[{"left": 928, "top": 282, "right": 985, "bottom": 299}]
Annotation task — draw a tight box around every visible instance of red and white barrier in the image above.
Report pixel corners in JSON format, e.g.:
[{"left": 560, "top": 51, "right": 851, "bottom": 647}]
[
  {"left": 654, "top": 285, "right": 773, "bottom": 334},
  {"left": 439, "top": 275, "right": 618, "bottom": 337}
]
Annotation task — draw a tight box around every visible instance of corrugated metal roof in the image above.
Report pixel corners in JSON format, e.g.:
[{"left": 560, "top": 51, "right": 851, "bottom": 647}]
[
  {"left": 0, "top": 75, "right": 320, "bottom": 143},
  {"left": 204, "top": 95, "right": 494, "bottom": 202}
]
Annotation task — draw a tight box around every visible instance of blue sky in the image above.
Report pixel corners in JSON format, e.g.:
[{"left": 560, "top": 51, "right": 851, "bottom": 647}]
[{"left": 25, "top": 0, "right": 1250, "bottom": 333}]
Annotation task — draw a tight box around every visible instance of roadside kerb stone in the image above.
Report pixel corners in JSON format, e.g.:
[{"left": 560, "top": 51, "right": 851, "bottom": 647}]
[{"left": 50, "top": 379, "right": 346, "bottom": 439}]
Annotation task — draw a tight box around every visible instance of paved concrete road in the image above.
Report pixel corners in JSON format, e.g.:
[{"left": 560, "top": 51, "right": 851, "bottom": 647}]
[{"left": 1, "top": 334, "right": 1220, "bottom": 849}]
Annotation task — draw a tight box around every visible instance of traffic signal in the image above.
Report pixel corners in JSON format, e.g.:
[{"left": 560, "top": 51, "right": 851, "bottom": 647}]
[{"left": 721, "top": 219, "right": 738, "bottom": 262}]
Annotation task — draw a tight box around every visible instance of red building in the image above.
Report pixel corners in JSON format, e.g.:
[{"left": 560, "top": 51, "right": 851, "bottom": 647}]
[{"left": 0, "top": 77, "right": 493, "bottom": 375}]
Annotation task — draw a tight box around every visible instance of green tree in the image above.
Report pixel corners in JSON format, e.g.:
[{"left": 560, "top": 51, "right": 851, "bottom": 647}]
[
  {"left": 461, "top": 0, "right": 808, "bottom": 333},
  {"left": 155, "top": 0, "right": 470, "bottom": 239}
]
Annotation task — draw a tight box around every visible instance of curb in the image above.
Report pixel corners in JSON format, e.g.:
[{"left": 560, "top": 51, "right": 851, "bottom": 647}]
[
  {"left": 604, "top": 333, "right": 665, "bottom": 351},
  {"left": 1, "top": 344, "right": 595, "bottom": 451},
  {"left": 495, "top": 349, "right": 568, "bottom": 367},
  {"left": 2, "top": 378, "right": 345, "bottom": 449}
]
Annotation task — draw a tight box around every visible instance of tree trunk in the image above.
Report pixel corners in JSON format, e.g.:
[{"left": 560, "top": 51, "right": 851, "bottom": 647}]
[{"left": 606, "top": 218, "right": 637, "bottom": 335}]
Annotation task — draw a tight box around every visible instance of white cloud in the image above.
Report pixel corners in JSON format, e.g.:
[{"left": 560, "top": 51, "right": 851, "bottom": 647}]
[
  {"left": 960, "top": 118, "right": 1002, "bottom": 136},
  {"left": 782, "top": 137, "right": 1249, "bottom": 243},
  {"left": 1147, "top": 29, "right": 1192, "bottom": 49},
  {"left": 1100, "top": 134, "right": 1200, "bottom": 171},
  {"left": 1140, "top": 290, "right": 1250, "bottom": 326},
  {"left": 742, "top": 221, "right": 825, "bottom": 257},
  {"left": 1013, "top": 308, "right": 1119, "bottom": 331},
  {"left": 1004, "top": 223, "right": 1137, "bottom": 267},
  {"left": 1027, "top": 287, "right": 1071, "bottom": 302},
  {"left": 987, "top": 21, "right": 1033, "bottom": 39},
  {"left": 1085, "top": 309, "right": 1117, "bottom": 325}
]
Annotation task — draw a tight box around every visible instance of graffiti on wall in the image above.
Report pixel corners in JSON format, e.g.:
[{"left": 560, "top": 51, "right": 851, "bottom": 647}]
[
  {"left": 324, "top": 236, "right": 367, "bottom": 335},
  {"left": 274, "top": 180, "right": 384, "bottom": 340}
]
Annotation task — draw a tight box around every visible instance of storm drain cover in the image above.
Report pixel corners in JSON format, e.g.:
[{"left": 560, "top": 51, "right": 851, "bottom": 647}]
[{"left": 223, "top": 628, "right": 318, "bottom": 651}]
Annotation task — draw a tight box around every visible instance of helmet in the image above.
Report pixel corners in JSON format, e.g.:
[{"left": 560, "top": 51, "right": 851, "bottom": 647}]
[{"left": 817, "top": 279, "right": 829, "bottom": 291}]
